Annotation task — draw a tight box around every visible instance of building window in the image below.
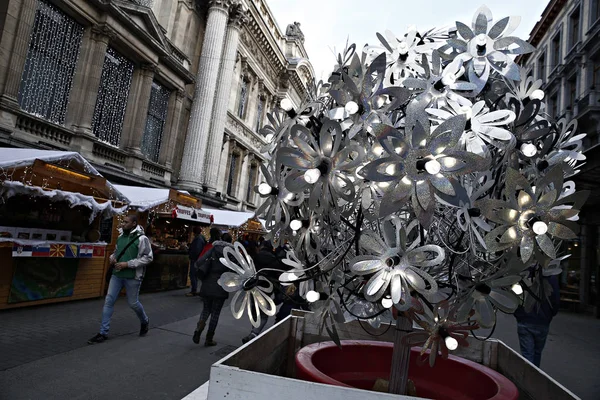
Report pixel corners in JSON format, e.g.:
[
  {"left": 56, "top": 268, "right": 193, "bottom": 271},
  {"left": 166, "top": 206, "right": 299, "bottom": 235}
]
[
  {"left": 141, "top": 82, "right": 170, "bottom": 162},
  {"left": 551, "top": 32, "right": 561, "bottom": 70},
  {"left": 569, "top": 8, "right": 580, "bottom": 49},
  {"left": 566, "top": 77, "right": 577, "bottom": 110},
  {"left": 246, "top": 164, "right": 257, "bottom": 203},
  {"left": 237, "top": 78, "right": 248, "bottom": 119},
  {"left": 593, "top": 0, "right": 600, "bottom": 24},
  {"left": 18, "top": 0, "right": 84, "bottom": 125},
  {"left": 92, "top": 47, "right": 134, "bottom": 146},
  {"left": 537, "top": 53, "right": 546, "bottom": 80},
  {"left": 593, "top": 61, "right": 600, "bottom": 88},
  {"left": 255, "top": 97, "right": 264, "bottom": 132},
  {"left": 227, "top": 153, "right": 239, "bottom": 196},
  {"left": 549, "top": 92, "right": 559, "bottom": 119}
]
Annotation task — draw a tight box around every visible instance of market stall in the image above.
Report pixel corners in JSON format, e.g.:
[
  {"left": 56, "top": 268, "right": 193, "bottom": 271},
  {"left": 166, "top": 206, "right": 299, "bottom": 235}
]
[
  {"left": 0, "top": 149, "right": 127, "bottom": 310},
  {"left": 114, "top": 185, "right": 212, "bottom": 292},
  {"left": 207, "top": 208, "right": 266, "bottom": 242}
]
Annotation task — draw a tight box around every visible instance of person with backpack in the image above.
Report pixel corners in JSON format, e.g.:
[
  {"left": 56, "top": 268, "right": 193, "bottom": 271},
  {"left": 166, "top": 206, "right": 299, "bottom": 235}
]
[
  {"left": 88, "top": 214, "right": 153, "bottom": 344},
  {"left": 192, "top": 229, "right": 232, "bottom": 346},
  {"left": 186, "top": 226, "right": 206, "bottom": 297}
]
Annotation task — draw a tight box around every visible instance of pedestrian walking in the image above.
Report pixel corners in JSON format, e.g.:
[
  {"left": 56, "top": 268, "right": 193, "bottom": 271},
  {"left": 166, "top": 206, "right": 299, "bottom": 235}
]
[
  {"left": 88, "top": 214, "right": 153, "bottom": 344},
  {"left": 514, "top": 273, "right": 560, "bottom": 367},
  {"left": 186, "top": 226, "right": 206, "bottom": 297},
  {"left": 192, "top": 229, "right": 233, "bottom": 346}
]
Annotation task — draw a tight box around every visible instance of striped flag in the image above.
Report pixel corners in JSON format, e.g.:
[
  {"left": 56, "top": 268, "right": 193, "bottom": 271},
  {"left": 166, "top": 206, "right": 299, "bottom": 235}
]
[
  {"left": 79, "top": 245, "right": 94, "bottom": 258},
  {"left": 12, "top": 245, "right": 33, "bottom": 257},
  {"left": 32, "top": 245, "right": 50, "bottom": 257}
]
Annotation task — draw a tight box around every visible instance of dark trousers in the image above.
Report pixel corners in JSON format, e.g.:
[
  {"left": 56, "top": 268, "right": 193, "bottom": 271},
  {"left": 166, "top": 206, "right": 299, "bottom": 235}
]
[
  {"left": 198, "top": 297, "right": 225, "bottom": 336},
  {"left": 517, "top": 322, "right": 550, "bottom": 367},
  {"left": 189, "top": 261, "right": 198, "bottom": 293}
]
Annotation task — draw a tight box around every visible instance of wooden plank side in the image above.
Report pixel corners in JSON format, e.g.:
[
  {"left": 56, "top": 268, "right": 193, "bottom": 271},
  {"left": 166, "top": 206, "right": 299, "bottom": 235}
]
[
  {"left": 495, "top": 342, "right": 580, "bottom": 400},
  {"left": 208, "top": 365, "right": 424, "bottom": 400}
]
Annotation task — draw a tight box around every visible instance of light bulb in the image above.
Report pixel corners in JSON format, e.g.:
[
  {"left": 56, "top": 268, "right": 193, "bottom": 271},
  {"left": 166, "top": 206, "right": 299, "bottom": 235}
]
[
  {"left": 290, "top": 219, "right": 303, "bottom": 231},
  {"left": 258, "top": 183, "right": 272, "bottom": 195},
  {"left": 265, "top": 133, "right": 274, "bottom": 142},
  {"left": 511, "top": 283, "right": 524, "bottom": 295},
  {"left": 306, "top": 290, "right": 321, "bottom": 303},
  {"left": 345, "top": 101, "right": 359, "bottom": 115},
  {"left": 280, "top": 98, "right": 293, "bottom": 111},
  {"left": 385, "top": 164, "right": 396, "bottom": 175},
  {"left": 425, "top": 159, "right": 442, "bottom": 175},
  {"left": 532, "top": 221, "right": 548, "bottom": 235},
  {"left": 381, "top": 297, "right": 393, "bottom": 308},
  {"left": 304, "top": 168, "right": 321, "bottom": 183},
  {"left": 475, "top": 34, "right": 487, "bottom": 46},
  {"left": 529, "top": 89, "right": 545, "bottom": 101},
  {"left": 398, "top": 42, "right": 409, "bottom": 55},
  {"left": 444, "top": 336, "right": 459, "bottom": 351},
  {"left": 520, "top": 143, "right": 537, "bottom": 157}
]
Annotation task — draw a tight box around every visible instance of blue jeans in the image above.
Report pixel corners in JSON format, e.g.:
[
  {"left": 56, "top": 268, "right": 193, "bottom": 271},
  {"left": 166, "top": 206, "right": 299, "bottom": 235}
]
[
  {"left": 189, "top": 260, "right": 198, "bottom": 293},
  {"left": 100, "top": 275, "right": 148, "bottom": 335},
  {"left": 517, "top": 322, "right": 550, "bottom": 367}
]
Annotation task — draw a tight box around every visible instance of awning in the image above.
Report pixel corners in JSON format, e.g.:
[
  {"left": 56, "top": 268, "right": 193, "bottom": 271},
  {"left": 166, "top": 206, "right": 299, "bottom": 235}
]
[
  {"left": 113, "top": 185, "right": 174, "bottom": 211},
  {"left": 204, "top": 208, "right": 265, "bottom": 230}
]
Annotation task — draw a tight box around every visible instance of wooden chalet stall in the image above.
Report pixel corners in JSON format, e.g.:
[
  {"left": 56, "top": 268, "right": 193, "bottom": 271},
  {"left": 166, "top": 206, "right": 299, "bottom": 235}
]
[
  {"left": 113, "top": 185, "right": 212, "bottom": 293},
  {"left": 0, "top": 149, "right": 127, "bottom": 310},
  {"left": 207, "top": 209, "right": 266, "bottom": 242}
]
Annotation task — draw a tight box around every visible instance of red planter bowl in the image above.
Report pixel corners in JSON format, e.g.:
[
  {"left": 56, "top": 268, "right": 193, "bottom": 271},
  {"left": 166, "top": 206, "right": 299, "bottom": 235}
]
[{"left": 295, "top": 340, "right": 518, "bottom": 400}]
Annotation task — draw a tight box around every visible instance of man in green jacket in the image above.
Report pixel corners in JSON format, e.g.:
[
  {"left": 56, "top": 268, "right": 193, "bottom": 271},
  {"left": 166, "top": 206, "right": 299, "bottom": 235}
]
[{"left": 88, "top": 214, "right": 153, "bottom": 344}]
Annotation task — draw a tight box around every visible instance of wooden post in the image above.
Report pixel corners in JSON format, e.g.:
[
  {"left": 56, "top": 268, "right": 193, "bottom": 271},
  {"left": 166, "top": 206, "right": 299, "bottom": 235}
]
[{"left": 388, "top": 313, "right": 413, "bottom": 395}]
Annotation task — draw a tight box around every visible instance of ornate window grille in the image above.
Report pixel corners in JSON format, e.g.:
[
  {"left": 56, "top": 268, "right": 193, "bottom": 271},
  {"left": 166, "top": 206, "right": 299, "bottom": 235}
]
[
  {"left": 246, "top": 164, "right": 257, "bottom": 202},
  {"left": 141, "top": 82, "right": 170, "bottom": 162},
  {"left": 92, "top": 47, "right": 134, "bottom": 146},
  {"left": 18, "top": 0, "right": 84, "bottom": 125},
  {"left": 227, "top": 153, "right": 239, "bottom": 196},
  {"left": 255, "top": 97, "right": 264, "bottom": 132},
  {"left": 237, "top": 78, "right": 248, "bottom": 119}
]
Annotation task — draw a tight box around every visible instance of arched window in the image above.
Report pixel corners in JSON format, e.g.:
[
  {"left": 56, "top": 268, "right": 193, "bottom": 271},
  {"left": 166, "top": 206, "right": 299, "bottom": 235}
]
[{"left": 141, "top": 81, "right": 170, "bottom": 162}]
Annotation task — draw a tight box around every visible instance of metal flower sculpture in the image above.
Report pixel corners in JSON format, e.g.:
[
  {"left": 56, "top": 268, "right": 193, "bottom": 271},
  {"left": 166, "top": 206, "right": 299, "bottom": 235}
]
[{"left": 214, "top": 6, "right": 589, "bottom": 373}]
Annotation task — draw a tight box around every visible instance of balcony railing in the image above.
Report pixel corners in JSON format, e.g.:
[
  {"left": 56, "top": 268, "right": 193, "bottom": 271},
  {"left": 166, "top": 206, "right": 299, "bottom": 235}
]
[
  {"left": 92, "top": 142, "right": 126, "bottom": 166},
  {"left": 15, "top": 113, "right": 72, "bottom": 147},
  {"left": 141, "top": 160, "right": 166, "bottom": 178}
]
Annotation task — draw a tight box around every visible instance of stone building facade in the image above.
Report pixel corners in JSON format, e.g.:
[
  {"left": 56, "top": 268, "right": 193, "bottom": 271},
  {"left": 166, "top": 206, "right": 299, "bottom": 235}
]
[
  {"left": 0, "top": 0, "right": 314, "bottom": 211},
  {"left": 518, "top": 0, "right": 600, "bottom": 315}
]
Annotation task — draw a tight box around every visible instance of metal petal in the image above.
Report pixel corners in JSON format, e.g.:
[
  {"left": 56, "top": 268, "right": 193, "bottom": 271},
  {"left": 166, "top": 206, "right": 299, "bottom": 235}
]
[
  {"left": 547, "top": 222, "right": 577, "bottom": 239},
  {"left": 230, "top": 291, "right": 249, "bottom": 320},
  {"left": 390, "top": 273, "right": 403, "bottom": 304},
  {"left": 350, "top": 256, "right": 384, "bottom": 275},
  {"left": 456, "top": 21, "right": 474, "bottom": 40},
  {"left": 253, "top": 288, "right": 277, "bottom": 316},
  {"left": 520, "top": 234, "right": 534, "bottom": 263},
  {"left": 474, "top": 298, "right": 495, "bottom": 328},
  {"left": 536, "top": 234, "right": 557, "bottom": 259},
  {"left": 218, "top": 272, "right": 244, "bottom": 292},
  {"left": 488, "top": 289, "right": 520, "bottom": 313}
]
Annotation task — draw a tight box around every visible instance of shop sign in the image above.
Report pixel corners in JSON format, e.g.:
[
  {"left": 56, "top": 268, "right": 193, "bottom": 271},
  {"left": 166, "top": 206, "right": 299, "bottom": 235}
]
[{"left": 171, "top": 205, "right": 212, "bottom": 224}]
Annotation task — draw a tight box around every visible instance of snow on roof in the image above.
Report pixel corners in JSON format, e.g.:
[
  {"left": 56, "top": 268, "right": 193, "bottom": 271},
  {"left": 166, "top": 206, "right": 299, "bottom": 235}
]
[
  {"left": 0, "top": 148, "right": 101, "bottom": 175},
  {"left": 205, "top": 208, "right": 259, "bottom": 228},
  {"left": 113, "top": 185, "right": 172, "bottom": 211}
]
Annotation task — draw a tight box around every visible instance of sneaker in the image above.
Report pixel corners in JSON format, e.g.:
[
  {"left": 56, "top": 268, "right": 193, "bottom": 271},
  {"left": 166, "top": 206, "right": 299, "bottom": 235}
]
[
  {"left": 241, "top": 333, "right": 257, "bottom": 344},
  {"left": 185, "top": 292, "right": 196, "bottom": 297},
  {"left": 193, "top": 320, "right": 206, "bottom": 344},
  {"left": 140, "top": 318, "right": 149, "bottom": 336},
  {"left": 205, "top": 337, "right": 217, "bottom": 347},
  {"left": 88, "top": 333, "right": 107, "bottom": 344}
]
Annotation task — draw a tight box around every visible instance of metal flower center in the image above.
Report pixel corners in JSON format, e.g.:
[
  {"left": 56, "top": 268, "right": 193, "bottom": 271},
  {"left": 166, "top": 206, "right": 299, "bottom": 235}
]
[
  {"left": 386, "top": 255, "right": 402, "bottom": 267},
  {"left": 243, "top": 276, "right": 260, "bottom": 290},
  {"left": 317, "top": 158, "right": 331, "bottom": 176},
  {"left": 475, "top": 283, "right": 492, "bottom": 295},
  {"left": 467, "top": 208, "right": 481, "bottom": 217}
]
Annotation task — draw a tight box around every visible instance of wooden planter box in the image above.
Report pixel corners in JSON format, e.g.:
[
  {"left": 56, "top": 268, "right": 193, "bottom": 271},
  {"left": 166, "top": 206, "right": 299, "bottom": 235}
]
[{"left": 186, "top": 310, "right": 580, "bottom": 400}]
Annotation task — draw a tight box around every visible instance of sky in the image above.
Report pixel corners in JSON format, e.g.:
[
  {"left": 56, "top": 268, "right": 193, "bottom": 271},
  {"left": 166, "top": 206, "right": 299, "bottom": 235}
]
[{"left": 267, "top": 0, "right": 550, "bottom": 81}]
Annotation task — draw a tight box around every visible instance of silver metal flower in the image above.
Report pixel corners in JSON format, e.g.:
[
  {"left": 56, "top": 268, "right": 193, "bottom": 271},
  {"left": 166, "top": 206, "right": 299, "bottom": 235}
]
[{"left": 218, "top": 242, "right": 276, "bottom": 328}]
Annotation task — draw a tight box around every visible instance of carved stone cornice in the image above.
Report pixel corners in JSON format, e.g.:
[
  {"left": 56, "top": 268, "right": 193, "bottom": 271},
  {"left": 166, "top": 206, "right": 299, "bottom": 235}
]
[
  {"left": 141, "top": 63, "right": 158, "bottom": 76},
  {"left": 91, "top": 24, "right": 117, "bottom": 43},
  {"left": 176, "top": 90, "right": 186, "bottom": 100},
  {"left": 208, "top": 0, "right": 234, "bottom": 13}
]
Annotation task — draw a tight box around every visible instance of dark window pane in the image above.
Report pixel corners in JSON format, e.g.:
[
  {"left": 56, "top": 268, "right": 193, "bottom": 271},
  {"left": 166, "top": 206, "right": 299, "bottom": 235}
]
[{"left": 141, "top": 82, "right": 170, "bottom": 162}]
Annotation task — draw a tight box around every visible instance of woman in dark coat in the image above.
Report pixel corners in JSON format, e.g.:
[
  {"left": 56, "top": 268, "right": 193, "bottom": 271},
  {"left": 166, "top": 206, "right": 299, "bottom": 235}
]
[{"left": 192, "top": 230, "right": 233, "bottom": 346}]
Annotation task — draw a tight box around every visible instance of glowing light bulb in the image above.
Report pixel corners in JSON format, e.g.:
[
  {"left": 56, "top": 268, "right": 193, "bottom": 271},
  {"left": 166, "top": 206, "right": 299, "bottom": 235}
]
[
  {"left": 258, "top": 183, "right": 272, "bottom": 195},
  {"left": 511, "top": 283, "right": 524, "bottom": 295},
  {"left": 345, "top": 101, "right": 359, "bottom": 115},
  {"left": 304, "top": 168, "right": 321, "bottom": 184},
  {"left": 265, "top": 133, "right": 274, "bottom": 142},
  {"left": 381, "top": 297, "right": 393, "bottom": 308},
  {"left": 520, "top": 143, "right": 537, "bottom": 157},
  {"left": 398, "top": 42, "right": 409, "bottom": 55},
  {"left": 444, "top": 336, "right": 459, "bottom": 351},
  {"left": 529, "top": 89, "right": 545, "bottom": 101},
  {"left": 290, "top": 219, "right": 303, "bottom": 231},
  {"left": 532, "top": 221, "right": 548, "bottom": 235},
  {"left": 425, "top": 159, "right": 442, "bottom": 175},
  {"left": 280, "top": 98, "right": 293, "bottom": 111},
  {"left": 385, "top": 164, "right": 396, "bottom": 175},
  {"left": 306, "top": 290, "right": 321, "bottom": 303},
  {"left": 475, "top": 34, "right": 487, "bottom": 46}
]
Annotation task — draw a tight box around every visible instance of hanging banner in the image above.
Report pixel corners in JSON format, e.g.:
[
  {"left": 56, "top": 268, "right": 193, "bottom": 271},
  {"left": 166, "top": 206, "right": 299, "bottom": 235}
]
[
  {"left": 12, "top": 243, "right": 107, "bottom": 258},
  {"left": 170, "top": 205, "right": 212, "bottom": 224}
]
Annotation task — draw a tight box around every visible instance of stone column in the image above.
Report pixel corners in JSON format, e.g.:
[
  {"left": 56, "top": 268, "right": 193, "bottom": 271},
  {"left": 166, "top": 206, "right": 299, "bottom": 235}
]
[
  {"left": 203, "top": 5, "right": 247, "bottom": 191},
  {"left": 178, "top": 0, "right": 233, "bottom": 191},
  {"left": 121, "top": 63, "right": 156, "bottom": 154},
  {"left": 0, "top": 0, "right": 37, "bottom": 103},
  {"left": 160, "top": 89, "right": 185, "bottom": 168},
  {"left": 67, "top": 24, "right": 114, "bottom": 135}
]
